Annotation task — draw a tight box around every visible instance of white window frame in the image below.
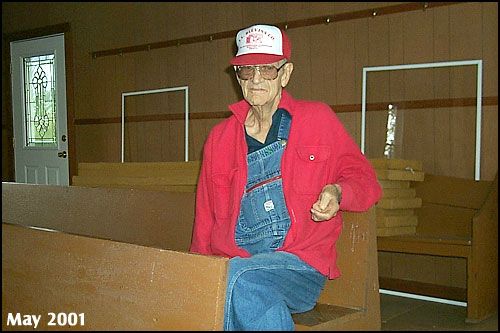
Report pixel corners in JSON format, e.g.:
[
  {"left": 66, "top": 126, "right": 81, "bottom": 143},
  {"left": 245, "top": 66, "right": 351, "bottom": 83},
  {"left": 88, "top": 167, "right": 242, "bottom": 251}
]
[
  {"left": 121, "top": 86, "right": 189, "bottom": 162},
  {"left": 361, "top": 60, "right": 483, "bottom": 180}
]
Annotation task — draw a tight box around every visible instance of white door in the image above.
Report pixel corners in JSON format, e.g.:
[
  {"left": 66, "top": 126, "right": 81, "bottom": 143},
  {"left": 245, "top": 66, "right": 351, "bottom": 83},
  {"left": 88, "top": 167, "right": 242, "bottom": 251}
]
[{"left": 10, "top": 34, "right": 69, "bottom": 185}]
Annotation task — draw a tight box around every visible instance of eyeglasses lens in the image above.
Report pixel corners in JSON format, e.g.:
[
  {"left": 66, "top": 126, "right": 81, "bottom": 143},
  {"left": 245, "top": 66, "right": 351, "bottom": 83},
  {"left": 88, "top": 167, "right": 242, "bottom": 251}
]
[{"left": 237, "top": 65, "right": 279, "bottom": 80}]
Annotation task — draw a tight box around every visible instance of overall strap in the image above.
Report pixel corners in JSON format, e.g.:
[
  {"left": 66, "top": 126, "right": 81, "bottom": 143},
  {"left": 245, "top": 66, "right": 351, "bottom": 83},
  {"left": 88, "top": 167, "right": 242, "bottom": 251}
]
[{"left": 276, "top": 109, "right": 292, "bottom": 141}]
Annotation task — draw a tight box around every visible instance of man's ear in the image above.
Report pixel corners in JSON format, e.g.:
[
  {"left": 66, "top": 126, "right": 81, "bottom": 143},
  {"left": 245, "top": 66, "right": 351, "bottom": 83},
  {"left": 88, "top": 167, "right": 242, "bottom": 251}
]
[{"left": 280, "top": 63, "right": 294, "bottom": 87}]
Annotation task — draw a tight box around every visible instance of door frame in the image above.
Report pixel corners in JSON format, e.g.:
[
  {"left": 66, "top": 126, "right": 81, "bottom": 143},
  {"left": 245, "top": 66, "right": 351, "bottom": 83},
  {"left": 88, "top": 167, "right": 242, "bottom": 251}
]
[{"left": 3, "top": 23, "right": 76, "bottom": 184}]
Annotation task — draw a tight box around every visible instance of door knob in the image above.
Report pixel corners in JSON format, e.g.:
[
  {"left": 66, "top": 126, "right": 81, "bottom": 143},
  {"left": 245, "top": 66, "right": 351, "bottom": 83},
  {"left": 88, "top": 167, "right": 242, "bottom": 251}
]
[{"left": 58, "top": 151, "right": 67, "bottom": 158}]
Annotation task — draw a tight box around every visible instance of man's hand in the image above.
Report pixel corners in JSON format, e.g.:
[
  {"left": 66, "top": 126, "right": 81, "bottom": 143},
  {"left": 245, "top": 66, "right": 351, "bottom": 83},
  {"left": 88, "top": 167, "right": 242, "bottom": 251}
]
[{"left": 310, "top": 184, "right": 342, "bottom": 222}]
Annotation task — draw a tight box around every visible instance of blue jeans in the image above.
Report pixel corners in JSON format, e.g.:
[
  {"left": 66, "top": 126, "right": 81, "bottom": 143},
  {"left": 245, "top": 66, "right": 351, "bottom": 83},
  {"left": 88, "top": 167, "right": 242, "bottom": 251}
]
[{"left": 224, "top": 251, "right": 326, "bottom": 331}]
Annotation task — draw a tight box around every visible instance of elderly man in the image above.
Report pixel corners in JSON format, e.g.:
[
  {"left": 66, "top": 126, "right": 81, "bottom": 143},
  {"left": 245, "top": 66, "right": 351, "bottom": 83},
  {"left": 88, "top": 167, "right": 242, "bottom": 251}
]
[{"left": 190, "top": 24, "right": 382, "bottom": 330}]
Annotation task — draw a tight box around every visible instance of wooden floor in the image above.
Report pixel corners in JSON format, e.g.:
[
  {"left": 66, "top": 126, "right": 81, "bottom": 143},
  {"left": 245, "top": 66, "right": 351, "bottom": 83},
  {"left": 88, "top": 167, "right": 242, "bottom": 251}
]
[{"left": 380, "top": 293, "right": 498, "bottom": 331}]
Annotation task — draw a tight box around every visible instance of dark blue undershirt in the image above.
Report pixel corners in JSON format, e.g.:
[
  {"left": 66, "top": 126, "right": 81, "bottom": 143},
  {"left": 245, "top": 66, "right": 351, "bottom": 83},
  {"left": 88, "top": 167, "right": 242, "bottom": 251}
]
[{"left": 245, "top": 108, "right": 288, "bottom": 154}]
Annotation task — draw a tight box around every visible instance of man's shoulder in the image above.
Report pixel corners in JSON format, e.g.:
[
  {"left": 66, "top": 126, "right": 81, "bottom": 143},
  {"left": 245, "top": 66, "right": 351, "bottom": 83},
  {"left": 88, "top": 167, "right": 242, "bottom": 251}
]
[{"left": 206, "top": 115, "right": 240, "bottom": 142}]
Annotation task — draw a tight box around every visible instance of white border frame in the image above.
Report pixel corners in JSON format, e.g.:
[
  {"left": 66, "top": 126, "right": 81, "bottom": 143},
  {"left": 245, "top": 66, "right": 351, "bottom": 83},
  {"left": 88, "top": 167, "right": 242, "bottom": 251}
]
[
  {"left": 121, "top": 86, "right": 189, "bottom": 162},
  {"left": 361, "top": 60, "right": 483, "bottom": 180}
]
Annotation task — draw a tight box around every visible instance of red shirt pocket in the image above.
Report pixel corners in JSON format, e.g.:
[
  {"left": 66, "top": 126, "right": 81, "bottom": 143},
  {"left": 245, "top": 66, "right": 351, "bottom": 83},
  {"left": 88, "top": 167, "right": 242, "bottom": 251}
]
[{"left": 293, "top": 146, "right": 331, "bottom": 195}]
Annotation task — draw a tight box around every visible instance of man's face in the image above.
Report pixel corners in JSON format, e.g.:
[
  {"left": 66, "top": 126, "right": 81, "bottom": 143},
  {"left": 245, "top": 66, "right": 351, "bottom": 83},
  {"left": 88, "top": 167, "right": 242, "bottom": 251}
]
[{"left": 236, "top": 60, "right": 293, "bottom": 108}]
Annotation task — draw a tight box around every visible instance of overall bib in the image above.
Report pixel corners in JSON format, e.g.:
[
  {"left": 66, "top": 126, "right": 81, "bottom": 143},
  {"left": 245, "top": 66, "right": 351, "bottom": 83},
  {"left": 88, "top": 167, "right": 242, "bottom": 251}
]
[
  {"left": 224, "top": 109, "right": 326, "bottom": 331},
  {"left": 234, "top": 108, "right": 292, "bottom": 254}
]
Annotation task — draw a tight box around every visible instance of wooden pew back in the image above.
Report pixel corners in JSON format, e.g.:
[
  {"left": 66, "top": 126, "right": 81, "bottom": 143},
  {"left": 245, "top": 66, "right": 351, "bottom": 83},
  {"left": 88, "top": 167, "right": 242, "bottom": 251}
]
[
  {"left": 412, "top": 174, "right": 493, "bottom": 239},
  {"left": 2, "top": 223, "right": 227, "bottom": 331},
  {"left": 2, "top": 182, "right": 195, "bottom": 252},
  {"left": 72, "top": 161, "right": 200, "bottom": 192}
]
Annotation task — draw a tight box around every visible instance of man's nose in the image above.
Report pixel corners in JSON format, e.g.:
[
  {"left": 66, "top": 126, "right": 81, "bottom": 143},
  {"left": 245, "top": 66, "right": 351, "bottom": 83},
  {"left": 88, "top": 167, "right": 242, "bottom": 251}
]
[{"left": 251, "top": 67, "right": 264, "bottom": 83}]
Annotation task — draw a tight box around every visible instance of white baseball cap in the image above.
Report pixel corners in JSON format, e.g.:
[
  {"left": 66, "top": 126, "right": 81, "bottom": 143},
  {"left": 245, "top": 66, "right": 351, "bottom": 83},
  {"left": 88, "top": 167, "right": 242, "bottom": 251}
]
[{"left": 230, "top": 24, "right": 291, "bottom": 66}]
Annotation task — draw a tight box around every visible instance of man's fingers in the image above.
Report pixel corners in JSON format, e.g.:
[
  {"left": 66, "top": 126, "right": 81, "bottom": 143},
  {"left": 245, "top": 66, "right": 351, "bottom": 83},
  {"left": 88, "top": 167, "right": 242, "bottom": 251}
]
[
  {"left": 311, "top": 207, "right": 336, "bottom": 222},
  {"left": 311, "top": 200, "right": 322, "bottom": 212},
  {"left": 311, "top": 185, "right": 340, "bottom": 222},
  {"left": 318, "top": 192, "right": 332, "bottom": 210}
]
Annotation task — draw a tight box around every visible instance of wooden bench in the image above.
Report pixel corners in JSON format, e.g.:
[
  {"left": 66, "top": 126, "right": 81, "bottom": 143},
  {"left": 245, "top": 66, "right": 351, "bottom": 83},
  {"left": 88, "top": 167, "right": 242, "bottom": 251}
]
[
  {"left": 377, "top": 173, "right": 498, "bottom": 323},
  {"left": 2, "top": 182, "right": 381, "bottom": 330},
  {"left": 72, "top": 161, "right": 201, "bottom": 192}
]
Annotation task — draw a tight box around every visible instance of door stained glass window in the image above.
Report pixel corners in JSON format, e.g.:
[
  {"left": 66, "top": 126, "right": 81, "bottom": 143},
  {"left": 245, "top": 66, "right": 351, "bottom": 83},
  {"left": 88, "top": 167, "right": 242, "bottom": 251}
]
[{"left": 24, "top": 54, "right": 57, "bottom": 147}]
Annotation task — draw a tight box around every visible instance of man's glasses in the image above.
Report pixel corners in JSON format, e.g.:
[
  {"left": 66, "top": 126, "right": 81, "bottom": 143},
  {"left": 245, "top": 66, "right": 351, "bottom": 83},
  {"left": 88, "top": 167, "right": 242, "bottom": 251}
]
[{"left": 235, "top": 62, "right": 287, "bottom": 80}]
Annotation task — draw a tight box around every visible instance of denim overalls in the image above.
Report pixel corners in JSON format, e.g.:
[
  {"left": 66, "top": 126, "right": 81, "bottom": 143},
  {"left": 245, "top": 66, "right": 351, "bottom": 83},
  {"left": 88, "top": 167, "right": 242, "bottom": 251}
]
[
  {"left": 234, "top": 109, "right": 292, "bottom": 255},
  {"left": 224, "top": 109, "right": 326, "bottom": 331}
]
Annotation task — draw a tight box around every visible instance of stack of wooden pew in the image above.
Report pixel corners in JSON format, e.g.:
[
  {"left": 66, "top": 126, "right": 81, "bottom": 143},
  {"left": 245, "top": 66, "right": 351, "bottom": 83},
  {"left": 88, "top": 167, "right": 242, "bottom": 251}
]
[{"left": 369, "top": 158, "right": 425, "bottom": 237}]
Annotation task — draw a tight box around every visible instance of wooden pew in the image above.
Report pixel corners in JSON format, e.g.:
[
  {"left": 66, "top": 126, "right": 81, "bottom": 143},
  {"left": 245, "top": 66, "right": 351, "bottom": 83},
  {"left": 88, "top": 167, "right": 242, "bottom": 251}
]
[
  {"left": 2, "top": 224, "right": 227, "bottom": 330},
  {"left": 72, "top": 161, "right": 200, "bottom": 192},
  {"left": 377, "top": 173, "right": 498, "bottom": 323},
  {"left": 69, "top": 161, "right": 498, "bottom": 323},
  {"left": 293, "top": 207, "right": 381, "bottom": 330},
  {"left": 2, "top": 182, "right": 381, "bottom": 330}
]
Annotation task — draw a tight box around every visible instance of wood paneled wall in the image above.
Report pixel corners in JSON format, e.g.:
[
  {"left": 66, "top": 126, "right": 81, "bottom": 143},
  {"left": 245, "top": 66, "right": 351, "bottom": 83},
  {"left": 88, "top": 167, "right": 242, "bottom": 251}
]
[{"left": 2, "top": 2, "right": 498, "bottom": 180}]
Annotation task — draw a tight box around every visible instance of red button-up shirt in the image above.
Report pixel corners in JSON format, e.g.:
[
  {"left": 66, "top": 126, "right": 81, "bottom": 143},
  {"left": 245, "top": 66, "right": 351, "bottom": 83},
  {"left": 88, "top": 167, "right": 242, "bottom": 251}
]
[{"left": 190, "top": 90, "right": 382, "bottom": 279}]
